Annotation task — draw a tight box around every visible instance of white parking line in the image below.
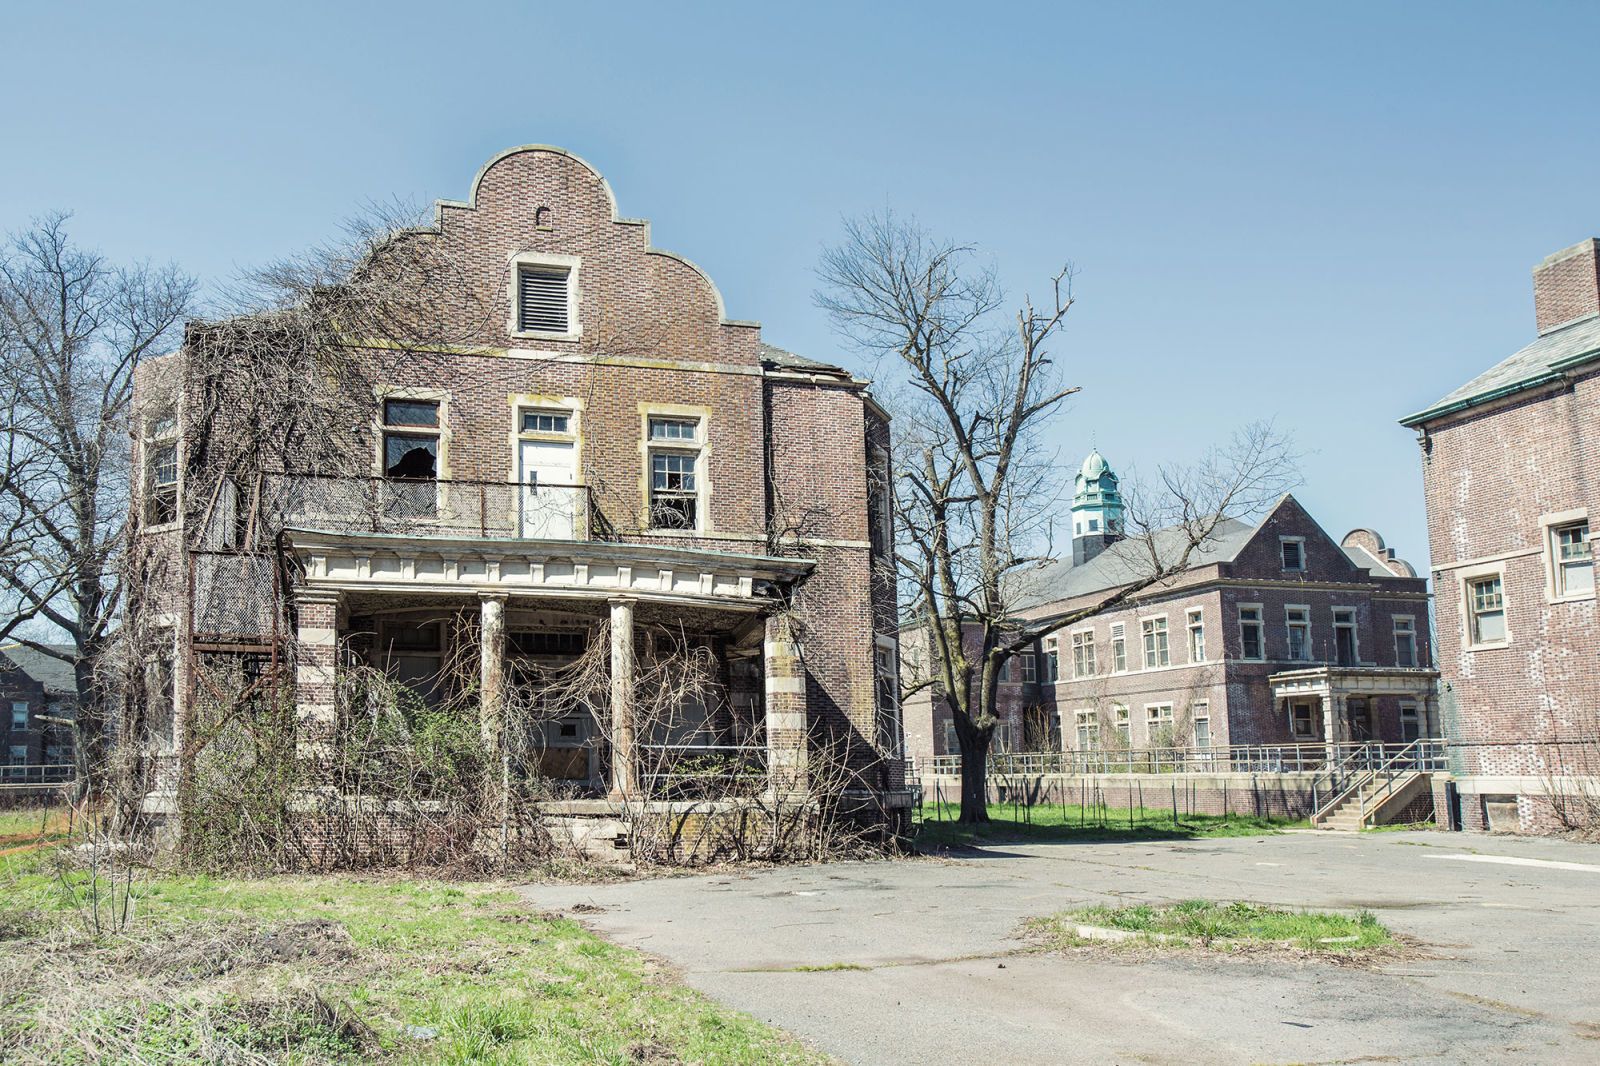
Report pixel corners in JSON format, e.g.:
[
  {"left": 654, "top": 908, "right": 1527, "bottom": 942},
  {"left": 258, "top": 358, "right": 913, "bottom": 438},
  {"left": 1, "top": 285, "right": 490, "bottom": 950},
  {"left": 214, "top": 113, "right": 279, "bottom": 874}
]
[{"left": 1426, "top": 853, "right": 1600, "bottom": 874}]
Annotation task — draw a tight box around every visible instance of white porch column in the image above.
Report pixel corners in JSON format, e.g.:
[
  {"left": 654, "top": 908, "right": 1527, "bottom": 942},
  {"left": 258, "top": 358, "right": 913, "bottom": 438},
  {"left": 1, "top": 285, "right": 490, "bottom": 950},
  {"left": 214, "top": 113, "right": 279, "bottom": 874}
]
[
  {"left": 479, "top": 593, "right": 507, "bottom": 757},
  {"left": 293, "top": 588, "right": 343, "bottom": 773},
  {"left": 763, "top": 612, "right": 808, "bottom": 798},
  {"left": 608, "top": 597, "right": 637, "bottom": 799},
  {"left": 1323, "top": 692, "right": 1344, "bottom": 764}
]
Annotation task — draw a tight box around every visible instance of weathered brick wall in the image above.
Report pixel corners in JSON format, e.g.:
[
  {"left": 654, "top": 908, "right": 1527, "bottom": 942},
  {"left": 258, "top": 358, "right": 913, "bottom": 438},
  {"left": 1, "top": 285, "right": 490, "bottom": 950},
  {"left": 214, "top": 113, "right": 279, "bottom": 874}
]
[
  {"left": 1419, "top": 370, "right": 1599, "bottom": 774},
  {"left": 1533, "top": 239, "right": 1600, "bottom": 334},
  {"left": 125, "top": 145, "right": 901, "bottom": 818}
]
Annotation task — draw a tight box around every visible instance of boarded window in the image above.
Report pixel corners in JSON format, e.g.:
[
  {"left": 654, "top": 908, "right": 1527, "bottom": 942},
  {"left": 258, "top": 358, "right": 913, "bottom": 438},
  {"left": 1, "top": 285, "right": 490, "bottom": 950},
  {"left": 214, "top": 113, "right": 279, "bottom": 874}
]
[{"left": 517, "top": 267, "right": 570, "bottom": 333}]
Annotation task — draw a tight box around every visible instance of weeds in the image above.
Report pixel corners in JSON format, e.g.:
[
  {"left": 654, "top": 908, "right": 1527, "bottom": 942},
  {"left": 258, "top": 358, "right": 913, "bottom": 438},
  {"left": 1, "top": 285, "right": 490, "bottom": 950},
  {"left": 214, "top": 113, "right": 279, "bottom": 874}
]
[{"left": 1027, "top": 899, "right": 1392, "bottom": 954}]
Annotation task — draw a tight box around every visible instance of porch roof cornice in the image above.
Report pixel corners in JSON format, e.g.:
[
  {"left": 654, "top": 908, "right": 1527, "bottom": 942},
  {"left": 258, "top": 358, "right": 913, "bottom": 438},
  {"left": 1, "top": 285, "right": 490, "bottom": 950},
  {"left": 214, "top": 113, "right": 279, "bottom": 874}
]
[
  {"left": 1267, "top": 665, "right": 1440, "bottom": 698},
  {"left": 281, "top": 528, "right": 815, "bottom": 608}
]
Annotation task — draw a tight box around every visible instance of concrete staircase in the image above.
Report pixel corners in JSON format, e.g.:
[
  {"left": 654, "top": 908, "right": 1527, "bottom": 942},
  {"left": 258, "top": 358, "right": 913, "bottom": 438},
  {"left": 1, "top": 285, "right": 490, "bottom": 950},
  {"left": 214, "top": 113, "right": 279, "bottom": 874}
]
[{"left": 1312, "top": 771, "right": 1431, "bottom": 830}]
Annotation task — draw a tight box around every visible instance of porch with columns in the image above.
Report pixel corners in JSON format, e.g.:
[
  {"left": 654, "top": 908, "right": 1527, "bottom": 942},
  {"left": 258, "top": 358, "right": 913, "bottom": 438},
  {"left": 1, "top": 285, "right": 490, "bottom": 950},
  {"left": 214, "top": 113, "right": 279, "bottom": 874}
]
[
  {"left": 284, "top": 529, "right": 816, "bottom": 806},
  {"left": 1268, "top": 666, "right": 1441, "bottom": 760}
]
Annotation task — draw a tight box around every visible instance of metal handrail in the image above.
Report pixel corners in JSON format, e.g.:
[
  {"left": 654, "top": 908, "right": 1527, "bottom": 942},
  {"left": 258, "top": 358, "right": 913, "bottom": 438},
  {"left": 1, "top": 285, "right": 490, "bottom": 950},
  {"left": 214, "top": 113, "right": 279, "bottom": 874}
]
[{"left": 1357, "top": 739, "right": 1445, "bottom": 822}]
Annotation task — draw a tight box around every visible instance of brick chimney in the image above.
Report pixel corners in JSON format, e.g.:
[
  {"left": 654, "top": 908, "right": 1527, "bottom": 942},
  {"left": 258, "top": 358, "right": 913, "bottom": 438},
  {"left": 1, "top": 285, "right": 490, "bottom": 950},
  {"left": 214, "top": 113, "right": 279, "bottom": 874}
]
[{"left": 1533, "top": 238, "right": 1600, "bottom": 335}]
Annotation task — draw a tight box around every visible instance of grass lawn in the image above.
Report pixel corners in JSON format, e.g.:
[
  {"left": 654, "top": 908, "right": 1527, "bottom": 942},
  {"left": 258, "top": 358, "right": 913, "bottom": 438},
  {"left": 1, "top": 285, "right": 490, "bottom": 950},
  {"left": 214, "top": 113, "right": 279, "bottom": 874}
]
[
  {"left": 0, "top": 845, "right": 826, "bottom": 1065},
  {"left": 913, "top": 801, "right": 1305, "bottom": 850},
  {"left": 1027, "top": 899, "right": 1392, "bottom": 953},
  {"left": 0, "top": 804, "right": 71, "bottom": 847}
]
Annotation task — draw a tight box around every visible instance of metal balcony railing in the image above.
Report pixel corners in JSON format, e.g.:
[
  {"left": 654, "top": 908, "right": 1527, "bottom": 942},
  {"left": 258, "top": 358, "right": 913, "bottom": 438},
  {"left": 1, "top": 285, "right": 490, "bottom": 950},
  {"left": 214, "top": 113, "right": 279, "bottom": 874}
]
[
  {"left": 0, "top": 763, "right": 75, "bottom": 786},
  {"left": 928, "top": 741, "right": 1450, "bottom": 778},
  {"left": 259, "top": 474, "right": 594, "bottom": 541}
]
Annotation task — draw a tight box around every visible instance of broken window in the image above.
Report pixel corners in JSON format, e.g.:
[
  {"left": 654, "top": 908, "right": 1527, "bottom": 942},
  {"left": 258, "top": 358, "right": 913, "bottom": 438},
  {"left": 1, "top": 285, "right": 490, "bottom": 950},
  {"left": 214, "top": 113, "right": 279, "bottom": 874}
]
[
  {"left": 144, "top": 413, "right": 179, "bottom": 526},
  {"left": 1467, "top": 575, "right": 1506, "bottom": 646},
  {"left": 382, "top": 399, "right": 440, "bottom": 479},
  {"left": 647, "top": 417, "right": 702, "bottom": 531},
  {"left": 1553, "top": 521, "right": 1593, "bottom": 597},
  {"left": 1333, "top": 608, "right": 1358, "bottom": 665}
]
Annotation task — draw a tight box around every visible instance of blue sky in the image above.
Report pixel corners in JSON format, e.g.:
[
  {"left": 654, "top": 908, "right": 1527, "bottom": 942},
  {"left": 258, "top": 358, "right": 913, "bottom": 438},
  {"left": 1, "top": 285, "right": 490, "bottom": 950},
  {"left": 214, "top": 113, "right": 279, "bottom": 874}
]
[{"left": 4, "top": 1, "right": 1597, "bottom": 576}]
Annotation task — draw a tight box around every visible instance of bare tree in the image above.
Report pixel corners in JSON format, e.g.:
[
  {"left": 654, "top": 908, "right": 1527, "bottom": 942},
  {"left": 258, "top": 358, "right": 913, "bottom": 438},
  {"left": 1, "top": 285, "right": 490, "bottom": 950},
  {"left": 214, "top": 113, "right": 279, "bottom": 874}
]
[
  {"left": 818, "top": 213, "right": 1293, "bottom": 823},
  {"left": 0, "top": 213, "right": 195, "bottom": 793}
]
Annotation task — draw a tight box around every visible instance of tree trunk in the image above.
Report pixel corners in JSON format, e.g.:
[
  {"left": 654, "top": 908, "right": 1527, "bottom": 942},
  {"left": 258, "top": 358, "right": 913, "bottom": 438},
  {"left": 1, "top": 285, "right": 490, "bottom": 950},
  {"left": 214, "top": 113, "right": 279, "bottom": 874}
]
[
  {"left": 958, "top": 730, "right": 991, "bottom": 823},
  {"left": 72, "top": 651, "right": 109, "bottom": 802}
]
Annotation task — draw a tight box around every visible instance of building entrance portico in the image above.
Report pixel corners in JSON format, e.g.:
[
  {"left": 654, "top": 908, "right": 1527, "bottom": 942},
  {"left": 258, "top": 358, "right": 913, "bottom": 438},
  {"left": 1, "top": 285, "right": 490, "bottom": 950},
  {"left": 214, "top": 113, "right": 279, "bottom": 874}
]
[{"left": 1269, "top": 666, "right": 1440, "bottom": 758}]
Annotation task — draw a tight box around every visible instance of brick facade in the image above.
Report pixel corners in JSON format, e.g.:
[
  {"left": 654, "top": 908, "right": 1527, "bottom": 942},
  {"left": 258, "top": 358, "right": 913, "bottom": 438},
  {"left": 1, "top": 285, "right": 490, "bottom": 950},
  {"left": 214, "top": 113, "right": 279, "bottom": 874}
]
[
  {"left": 127, "top": 146, "right": 905, "bottom": 836},
  {"left": 0, "top": 644, "right": 76, "bottom": 781},
  {"left": 1404, "top": 238, "right": 1600, "bottom": 835},
  {"left": 903, "top": 494, "right": 1433, "bottom": 768}
]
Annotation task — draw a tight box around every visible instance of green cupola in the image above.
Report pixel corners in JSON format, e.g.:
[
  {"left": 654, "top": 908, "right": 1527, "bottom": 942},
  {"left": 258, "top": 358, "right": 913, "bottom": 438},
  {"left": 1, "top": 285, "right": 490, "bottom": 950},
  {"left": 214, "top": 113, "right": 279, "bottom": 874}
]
[{"left": 1071, "top": 450, "right": 1124, "bottom": 564}]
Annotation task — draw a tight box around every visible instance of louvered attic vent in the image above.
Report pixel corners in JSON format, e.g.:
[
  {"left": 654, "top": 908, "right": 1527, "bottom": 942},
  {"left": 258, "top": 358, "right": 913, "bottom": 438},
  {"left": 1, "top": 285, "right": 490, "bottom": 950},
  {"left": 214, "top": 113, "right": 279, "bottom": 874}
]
[{"left": 518, "top": 267, "right": 570, "bottom": 333}]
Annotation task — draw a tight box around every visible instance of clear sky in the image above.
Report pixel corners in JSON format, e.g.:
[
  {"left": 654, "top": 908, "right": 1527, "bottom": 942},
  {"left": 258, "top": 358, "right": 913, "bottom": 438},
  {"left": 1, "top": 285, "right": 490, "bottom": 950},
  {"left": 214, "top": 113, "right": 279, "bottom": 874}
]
[{"left": 4, "top": 1, "right": 1597, "bottom": 577}]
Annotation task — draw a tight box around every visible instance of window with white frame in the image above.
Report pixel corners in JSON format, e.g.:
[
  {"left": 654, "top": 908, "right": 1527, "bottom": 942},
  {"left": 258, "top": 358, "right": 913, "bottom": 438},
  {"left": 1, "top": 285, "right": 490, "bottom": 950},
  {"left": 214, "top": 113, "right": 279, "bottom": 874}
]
[
  {"left": 1186, "top": 608, "right": 1205, "bottom": 662},
  {"left": 1280, "top": 536, "right": 1306, "bottom": 572},
  {"left": 1332, "top": 608, "right": 1358, "bottom": 666},
  {"left": 1110, "top": 623, "right": 1128, "bottom": 672},
  {"left": 1192, "top": 701, "right": 1211, "bottom": 748},
  {"left": 1071, "top": 630, "right": 1096, "bottom": 678},
  {"left": 1018, "top": 653, "right": 1037, "bottom": 684},
  {"left": 1074, "top": 709, "right": 1099, "bottom": 750},
  {"left": 1551, "top": 520, "right": 1594, "bottom": 598},
  {"left": 1141, "top": 617, "right": 1169, "bottom": 668},
  {"left": 1467, "top": 574, "right": 1507, "bottom": 646},
  {"left": 1289, "top": 700, "right": 1316, "bottom": 739},
  {"left": 647, "top": 416, "right": 702, "bottom": 530},
  {"left": 1394, "top": 615, "right": 1418, "bottom": 667},
  {"left": 1043, "top": 636, "right": 1059, "bottom": 682},
  {"left": 7, "top": 745, "right": 26, "bottom": 772},
  {"left": 144, "top": 413, "right": 179, "bottom": 525},
  {"left": 1114, "top": 705, "right": 1131, "bottom": 743},
  {"left": 942, "top": 720, "right": 959, "bottom": 754},
  {"left": 1238, "top": 604, "right": 1264, "bottom": 660},
  {"left": 10, "top": 701, "right": 28, "bottom": 730},
  {"left": 997, "top": 658, "right": 1011, "bottom": 683},
  {"left": 520, "top": 409, "right": 571, "bottom": 434},
  {"left": 1146, "top": 702, "right": 1174, "bottom": 743},
  {"left": 1285, "top": 606, "right": 1311, "bottom": 661}
]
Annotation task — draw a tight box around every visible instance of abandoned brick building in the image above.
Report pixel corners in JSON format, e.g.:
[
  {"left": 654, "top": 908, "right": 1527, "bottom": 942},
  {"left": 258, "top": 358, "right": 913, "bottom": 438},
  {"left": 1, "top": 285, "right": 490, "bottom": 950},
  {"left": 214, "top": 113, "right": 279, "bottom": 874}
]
[
  {"left": 902, "top": 452, "right": 1438, "bottom": 769},
  {"left": 1401, "top": 238, "right": 1600, "bottom": 834},
  {"left": 0, "top": 643, "right": 76, "bottom": 782},
  {"left": 126, "top": 145, "right": 905, "bottom": 852}
]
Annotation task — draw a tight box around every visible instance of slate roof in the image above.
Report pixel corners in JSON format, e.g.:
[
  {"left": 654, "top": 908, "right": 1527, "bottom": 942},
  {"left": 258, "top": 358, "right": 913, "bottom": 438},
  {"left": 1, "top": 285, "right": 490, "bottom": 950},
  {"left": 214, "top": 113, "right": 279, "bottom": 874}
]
[
  {"left": 1007, "top": 517, "right": 1259, "bottom": 613},
  {"left": 0, "top": 643, "right": 77, "bottom": 695},
  {"left": 759, "top": 342, "right": 848, "bottom": 376},
  {"left": 1341, "top": 545, "right": 1393, "bottom": 578},
  {"left": 1401, "top": 313, "right": 1600, "bottom": 427}
]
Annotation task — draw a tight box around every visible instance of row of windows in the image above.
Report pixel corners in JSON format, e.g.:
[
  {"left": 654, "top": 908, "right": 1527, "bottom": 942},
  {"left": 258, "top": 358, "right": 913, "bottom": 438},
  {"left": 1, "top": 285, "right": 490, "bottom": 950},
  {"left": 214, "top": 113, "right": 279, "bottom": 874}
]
[
  {"left": 150, "top": 393, "right": 891, "bottom": 551},
  {"left": 1072, "top": 702, "right": 1209, "bottom": 749},
  {"left": 1463, "top": 519, "right": 1592, "bottom": 648},
  {"left": 1022, "top": 606, "right": 1421, "bottom": 683}
]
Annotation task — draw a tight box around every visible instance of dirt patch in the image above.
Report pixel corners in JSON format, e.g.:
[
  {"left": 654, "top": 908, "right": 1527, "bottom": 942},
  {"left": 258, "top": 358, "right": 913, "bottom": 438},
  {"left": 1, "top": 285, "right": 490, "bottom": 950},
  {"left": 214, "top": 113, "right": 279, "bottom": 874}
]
[{"left": 132, "top": 917, "right": 356, "bottom": 978}]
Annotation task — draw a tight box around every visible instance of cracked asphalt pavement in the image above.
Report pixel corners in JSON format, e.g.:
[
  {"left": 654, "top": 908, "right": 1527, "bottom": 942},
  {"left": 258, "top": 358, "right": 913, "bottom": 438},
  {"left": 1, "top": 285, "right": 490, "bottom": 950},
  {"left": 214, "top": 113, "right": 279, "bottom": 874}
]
[{"left": 520, "top": 830, "right": 1600, "bottom": 1064}]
